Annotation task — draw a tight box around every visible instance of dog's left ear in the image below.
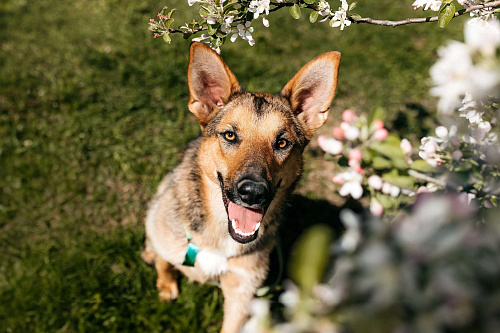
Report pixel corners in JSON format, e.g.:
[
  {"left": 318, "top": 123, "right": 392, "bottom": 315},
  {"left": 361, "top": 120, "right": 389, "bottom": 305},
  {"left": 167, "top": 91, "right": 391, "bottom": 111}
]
[
  {"left": 281, "top": 51, "right": 341, "bottom": 139},
  {"left": 187, "top": 42, "right": 242, "bottom": 128}
]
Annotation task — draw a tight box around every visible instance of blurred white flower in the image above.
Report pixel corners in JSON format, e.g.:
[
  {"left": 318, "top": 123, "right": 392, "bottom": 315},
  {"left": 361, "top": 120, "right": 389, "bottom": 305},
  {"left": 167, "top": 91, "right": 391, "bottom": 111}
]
[
  {"left": 318, "top": 135, "right": 343, "bottom": 155},
  {"left": 368, "top": 175, "right": 383, "bottom": 190},
  {"left": 220, "top": 16, "right": 234, "bottom": 34},
  {"left": 419, "top": 138, "right": 442, "bottom": 167},
  {"left": 370, "top": 197, "right": 384, "bottom": 216},
  {"left": 241, "top": 298, "right": 270, "bottom": 333},
  {"left": 187, "top": 0, "right": 200, "bottom": 6},
  {"left": 339, "top": 209, "right": 361, "bottom": 252},
  {"left": 465, "top": 18, "right": 500, "bottom": 56},
  {"left": 430, "top": 41, "right": 473, "bottom": 113},
  {"left": 337, "top": 169, "right": 363, "bottom": 199},
  {"left": 459, "top": 92, "right": 483, "bottom": 124},
  {"left": 341, "top": 122, "right": 360, "bottom": 141},
  {"left": 400, "top": 138, "right": 413, "bottom": 154}
]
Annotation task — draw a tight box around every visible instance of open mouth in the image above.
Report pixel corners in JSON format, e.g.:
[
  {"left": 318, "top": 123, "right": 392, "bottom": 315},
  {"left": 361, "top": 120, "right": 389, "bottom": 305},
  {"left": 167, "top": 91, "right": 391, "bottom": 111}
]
[{"left": 218, "top": 173, "right": 265, "bottom": 244}]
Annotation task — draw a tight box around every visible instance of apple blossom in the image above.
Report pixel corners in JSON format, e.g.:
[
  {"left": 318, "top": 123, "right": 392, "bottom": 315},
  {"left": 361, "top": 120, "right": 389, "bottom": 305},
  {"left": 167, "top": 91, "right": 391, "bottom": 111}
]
[
  {"left": 371, "top": 119, "right": 384, "bottom": 130},
  {"left": 368, "top": 175, "right": 383, "bottom": 190},
  {"left": 341, "top": 123, "right": 360, "bottom": 141},
  {"left": 373, "top": 128, "right": 388, "bottom": 141},
  {"left": 400, "top": 138, "right": 413, "bottom": 154},
  {"left": 349, "top": 149, "right": 363, "bottom": 162},
  {"left": 336, "top": 169, "right": 364, "bottom": 199},
  {"left": 333, "top": 127, "right": 344, "bottom": 139},
  {"left": 370, "top": 198, "right": 384, "bottom": 216},
  {"left": 342, "top": 109, "right": 356, "bottom": 122},
  {"left": 318, "top": 135, "right": 343, "bottom": 155}
]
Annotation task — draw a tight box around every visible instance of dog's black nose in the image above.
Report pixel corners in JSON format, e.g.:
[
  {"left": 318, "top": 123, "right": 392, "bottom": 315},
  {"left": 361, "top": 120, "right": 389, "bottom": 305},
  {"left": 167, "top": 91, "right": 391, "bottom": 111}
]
[{"left": 237, "top": 179, "right": 269, "bottom": 207}]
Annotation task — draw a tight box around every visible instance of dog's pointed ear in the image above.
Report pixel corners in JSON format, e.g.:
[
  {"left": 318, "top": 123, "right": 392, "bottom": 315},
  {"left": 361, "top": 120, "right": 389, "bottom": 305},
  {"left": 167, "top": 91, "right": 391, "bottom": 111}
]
[
  {"left": 187, "top": 42, "right": 241, "bottom": 128},
  {"left": 281, "top": 51, "right": 341, "bottom": 139}
]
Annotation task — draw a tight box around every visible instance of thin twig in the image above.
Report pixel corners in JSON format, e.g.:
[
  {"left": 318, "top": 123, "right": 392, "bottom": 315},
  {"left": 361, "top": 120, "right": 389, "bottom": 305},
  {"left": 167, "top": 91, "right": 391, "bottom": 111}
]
[
  {"left": 351, "top": 0, "right": 500, "bottom": 27},
  {"left": 169, "top": 27, "right": 208, "bottom": 34},
  {"left": 408, "top": 169, "right": 446, "bottom": 187}
]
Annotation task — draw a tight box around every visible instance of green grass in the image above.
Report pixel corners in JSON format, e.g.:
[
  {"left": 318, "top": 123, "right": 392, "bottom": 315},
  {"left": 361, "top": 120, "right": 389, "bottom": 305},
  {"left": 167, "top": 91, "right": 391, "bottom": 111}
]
[{"left": 0, "top": 0, "right": 465, "bottom": 331}]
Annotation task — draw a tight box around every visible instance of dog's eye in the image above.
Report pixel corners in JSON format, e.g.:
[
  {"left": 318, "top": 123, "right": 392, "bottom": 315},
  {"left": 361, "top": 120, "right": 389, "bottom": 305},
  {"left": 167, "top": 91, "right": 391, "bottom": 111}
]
[
  {"left": 277, "top": 138, "right": 289, "bottom": 150},
  {"left": 223, "top": 131, "right": 237, "bottom": 142}
]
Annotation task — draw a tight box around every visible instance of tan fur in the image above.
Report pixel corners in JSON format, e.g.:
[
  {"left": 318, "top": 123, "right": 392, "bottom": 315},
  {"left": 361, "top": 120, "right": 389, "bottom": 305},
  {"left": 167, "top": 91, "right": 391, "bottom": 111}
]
[{"left": 143, "top": 42, "right": 341, "bottom": 333}]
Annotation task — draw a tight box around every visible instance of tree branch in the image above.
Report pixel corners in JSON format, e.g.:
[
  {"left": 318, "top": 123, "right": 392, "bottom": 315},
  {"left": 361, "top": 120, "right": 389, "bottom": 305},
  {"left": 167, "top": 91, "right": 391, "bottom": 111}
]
[
  {"left": 350, "top": 1, "right": 500, "bottom": 27},
  {"left": 169, "top": 27, "right": 207, "bottom": 34}
]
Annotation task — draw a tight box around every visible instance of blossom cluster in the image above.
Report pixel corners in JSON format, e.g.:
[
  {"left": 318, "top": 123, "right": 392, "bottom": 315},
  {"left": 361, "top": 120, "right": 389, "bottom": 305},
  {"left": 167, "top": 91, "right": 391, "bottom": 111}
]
[
  {"left": 430, "top": 16, "right": 500, "bottom": 113},
  {"left": 318, "top": 109, "right": 412, "bottom": 216}
]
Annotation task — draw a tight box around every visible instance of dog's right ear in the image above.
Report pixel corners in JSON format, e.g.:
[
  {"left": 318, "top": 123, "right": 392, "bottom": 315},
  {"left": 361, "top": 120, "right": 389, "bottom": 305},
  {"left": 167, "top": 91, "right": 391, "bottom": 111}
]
[{"left": 187, "top": 42, "right": 241, "bottom": 128}]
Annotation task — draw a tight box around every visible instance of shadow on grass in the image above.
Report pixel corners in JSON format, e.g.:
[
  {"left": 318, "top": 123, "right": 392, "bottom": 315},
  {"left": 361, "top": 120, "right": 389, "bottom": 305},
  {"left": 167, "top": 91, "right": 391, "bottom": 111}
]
[{"left": 266, "top": 194, "right": 362, "bottom": 288}]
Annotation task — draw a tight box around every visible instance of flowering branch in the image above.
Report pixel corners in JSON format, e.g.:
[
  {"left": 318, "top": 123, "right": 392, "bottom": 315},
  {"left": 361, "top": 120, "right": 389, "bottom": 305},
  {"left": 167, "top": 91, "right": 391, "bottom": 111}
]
[{"left": 350, "top": 0, "right": 500, "bottom": 27}]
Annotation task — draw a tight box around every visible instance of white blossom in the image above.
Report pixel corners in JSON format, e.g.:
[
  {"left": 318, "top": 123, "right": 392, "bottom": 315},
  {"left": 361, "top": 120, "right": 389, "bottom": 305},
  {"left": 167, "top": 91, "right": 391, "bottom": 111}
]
[
  {"left": 412, "top": 0, "right": 442, "bottom": 11},
  {"left": 248, "top": 0, "right": 270, "bottom": 19},
  {"left": 331, "top": 0, "right": 351, "bottom": 30},
  {"left": 337, "top": 169, "right": 363, "bottom": 199}
]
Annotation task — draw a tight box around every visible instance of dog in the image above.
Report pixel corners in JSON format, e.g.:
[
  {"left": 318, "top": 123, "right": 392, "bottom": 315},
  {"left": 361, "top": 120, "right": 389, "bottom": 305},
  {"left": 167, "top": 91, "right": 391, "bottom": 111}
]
[{"left": 142, "top": 42, "right": 341, "bottom": 333}]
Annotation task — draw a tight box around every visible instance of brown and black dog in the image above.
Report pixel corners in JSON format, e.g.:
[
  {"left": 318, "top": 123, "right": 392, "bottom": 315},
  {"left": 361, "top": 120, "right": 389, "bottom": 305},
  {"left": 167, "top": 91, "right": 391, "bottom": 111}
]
[{"left": 142, "top": 42, "right": 341, "bottom": 333}]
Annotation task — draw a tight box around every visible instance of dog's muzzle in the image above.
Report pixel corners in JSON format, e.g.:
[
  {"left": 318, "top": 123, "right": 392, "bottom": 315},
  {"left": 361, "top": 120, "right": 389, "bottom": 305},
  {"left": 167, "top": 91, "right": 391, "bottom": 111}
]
[{"left": 218, "top": 173, "right": 272, "bottom": 244}]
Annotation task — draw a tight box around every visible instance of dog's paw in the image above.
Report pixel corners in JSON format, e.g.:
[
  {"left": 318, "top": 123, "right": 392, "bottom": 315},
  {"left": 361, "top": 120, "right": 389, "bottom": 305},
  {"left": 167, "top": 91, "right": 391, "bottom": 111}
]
[
  {"left": 196, "top": 250, "right": 228, "bottom": 277},
  {"left": 141, "top": 247, "right": 157, "bottom": 265},
  {"left": 157, "top": 281, "right": 179, "bottom": 302}
]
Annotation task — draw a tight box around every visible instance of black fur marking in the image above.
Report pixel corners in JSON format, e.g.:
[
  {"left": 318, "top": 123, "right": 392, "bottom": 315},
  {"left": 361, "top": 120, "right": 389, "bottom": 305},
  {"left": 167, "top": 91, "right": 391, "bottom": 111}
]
[{"left": 253, "top": 95, "right": 268, "bottom": 116}]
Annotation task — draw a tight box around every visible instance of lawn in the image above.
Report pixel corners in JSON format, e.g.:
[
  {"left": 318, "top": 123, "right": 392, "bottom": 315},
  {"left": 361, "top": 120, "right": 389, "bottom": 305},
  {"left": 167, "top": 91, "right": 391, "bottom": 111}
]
[{"left": 0, "top": 0, "right": 465, "bottom": 331}]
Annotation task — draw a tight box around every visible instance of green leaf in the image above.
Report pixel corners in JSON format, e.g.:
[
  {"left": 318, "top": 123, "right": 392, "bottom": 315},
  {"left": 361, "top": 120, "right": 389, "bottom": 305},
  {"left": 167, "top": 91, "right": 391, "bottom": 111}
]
[
  {"left": 349, "top": 13, "right": 362, "bottom": 20},
  {"left": 410, "top": 159, "right": 437, "bottom": 173},
  {"left": 382, "top": 171, "right": 415, "bottom": 189},
  {"left": 303, "top": 0, "right": 315, "bottom": 4},
  {"left": 376, "top": 192, "right": 398, "bottom": 210},
  {"left": 163, "top": 33, "right": 171, "bottom": 44},
  {"left": 349, "top": 1, "right": 357, "bottom": 11},
  {"left": 438, "top": 3, "right": 455, "bottom": 28},
  {"left": 163, "top": 18, "right": 175, "bottom": 30},
  {"left": 167, "top": 8, "right": 177, "bottom": 19},
  {"left": 368, "top": 107, "right": 385, "bottom": 124},
  {"left": 369, "top": 141, "right": 405, "bottom": 159},
  {"left": 290, "top": 4, "right": 301, "bottom": 19},
  {"left": 309, "top": 11, "right": 319, "bottom": 23},
  {"left": 290, "top": 225, "right": 333, "bottom": 293},
  {"left": 207, "top": 24, "right": 217, "bottom": 35},
  {"left": 372, "top": 156, "right": 392, "bottom": 170},
  {"left": 199, "top": 6, "right": 211, "bottom": 17}
]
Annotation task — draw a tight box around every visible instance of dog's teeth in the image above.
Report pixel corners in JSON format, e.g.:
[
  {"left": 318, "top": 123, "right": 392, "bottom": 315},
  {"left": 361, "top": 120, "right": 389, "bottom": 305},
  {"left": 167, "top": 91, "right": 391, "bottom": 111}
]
[{"left": 254, "top": 222, "right": 261, "bottom": 232}]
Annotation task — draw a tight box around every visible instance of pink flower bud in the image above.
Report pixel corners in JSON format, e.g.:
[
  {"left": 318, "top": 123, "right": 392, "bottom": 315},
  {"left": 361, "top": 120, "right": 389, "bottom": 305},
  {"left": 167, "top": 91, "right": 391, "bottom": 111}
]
[
  {"left": 150, "top": 19, "right": 155, "bottom": 23},
  {"left": 352, "top": 164, "right": 363, "bottom": 173},
  {"left": 154, "top": 33, "right": 159, "bottom": 38},
  {"left": 333, "top": 127, "right": 344, "bottom": 139},
  {"left": 349, "top": 149, "right": 362, "bottom": 161},
  {"left": 262, "top": 17, "right": 269, "bottom": 27},
  {"left": 370, "top": 198, "right": 384, "bottom": 217},
  {"left": 400, "top": 138, "right": 412, "bottom": 154},
  {"left": 342, "top": 109, "right": 356, "bottom": 122},
  {"left": 332, "top": 175, "right": 345, "bottom": 184},
  {"left": 417, "top": 186, "right": 430, "bottom": 194},
  {"left": 373, "top": 128, "right": 388, "bottom": 141},
  {"left": 372, "top": 119, "right": 384, "bottom": 130},
  {"left": 157, "top": 13, "right": 163, "bottom": 19}
]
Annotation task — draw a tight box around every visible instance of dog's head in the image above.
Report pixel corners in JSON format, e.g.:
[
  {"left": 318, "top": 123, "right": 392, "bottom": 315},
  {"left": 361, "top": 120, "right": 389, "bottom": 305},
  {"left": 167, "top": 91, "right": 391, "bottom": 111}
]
[{"left": 187, "top": 42, "right": 341, "bottom": 244}]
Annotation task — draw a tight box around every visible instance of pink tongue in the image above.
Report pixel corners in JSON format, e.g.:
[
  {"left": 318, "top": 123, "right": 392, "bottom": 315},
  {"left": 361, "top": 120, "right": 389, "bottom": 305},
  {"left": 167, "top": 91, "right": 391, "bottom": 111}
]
[{"left": 228, "top": 201, "right": 264, "bottom": 233}]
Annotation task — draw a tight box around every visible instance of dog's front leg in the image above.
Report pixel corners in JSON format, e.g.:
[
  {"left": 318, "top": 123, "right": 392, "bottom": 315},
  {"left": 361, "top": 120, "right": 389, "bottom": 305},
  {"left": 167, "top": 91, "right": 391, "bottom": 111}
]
[{"left": 219, "top": 254, "right": 270, "bottom": 333}]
